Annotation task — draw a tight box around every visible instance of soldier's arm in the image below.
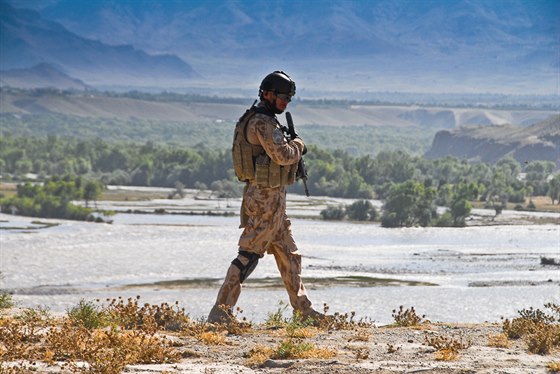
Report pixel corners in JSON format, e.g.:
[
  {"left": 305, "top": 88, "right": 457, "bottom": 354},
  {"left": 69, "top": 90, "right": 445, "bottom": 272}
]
[{"left": 253, "top": 118, "right": 304, "bottom": 166}]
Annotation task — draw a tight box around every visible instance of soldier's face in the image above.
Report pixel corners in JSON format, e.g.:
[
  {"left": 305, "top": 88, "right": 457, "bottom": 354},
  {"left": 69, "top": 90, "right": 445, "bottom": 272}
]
[
  {"left": 263, "top": 91, "right": 290, "bottom": 113},
  {"left": 274, "top": 95, "right": 289, "bottom": 111}
]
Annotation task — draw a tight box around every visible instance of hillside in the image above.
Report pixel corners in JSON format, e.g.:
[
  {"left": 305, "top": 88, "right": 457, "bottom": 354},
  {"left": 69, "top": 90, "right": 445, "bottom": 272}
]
[
  {"left": 0, "top": 1, "right": 197, "bottom": 86},
  {"left": 0, "top": 89, "right": 556, "bottom": 128},
  {"left": 0, "top": 63, "right": 89, "bottom": 90},
  {"left": 425, "top": 115, "right": 560, "bottom": 165}
]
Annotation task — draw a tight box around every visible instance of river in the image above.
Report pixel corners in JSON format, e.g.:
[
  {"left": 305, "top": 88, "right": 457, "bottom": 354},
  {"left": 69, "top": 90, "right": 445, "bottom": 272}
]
[{"left": 1, "top": 197, "right": 559, "bottom": 325}]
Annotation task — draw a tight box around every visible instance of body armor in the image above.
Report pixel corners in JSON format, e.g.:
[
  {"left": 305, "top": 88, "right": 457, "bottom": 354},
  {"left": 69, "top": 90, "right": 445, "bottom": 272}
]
[{"left": 232, "top": 107, "right": 297, "bottom": 188}]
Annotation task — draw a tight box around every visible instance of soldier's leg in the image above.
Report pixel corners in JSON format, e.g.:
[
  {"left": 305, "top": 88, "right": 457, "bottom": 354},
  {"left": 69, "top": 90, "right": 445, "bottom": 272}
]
[
  {"left": 270, "top": 219, "right": 314, "bottom": 314},
  {"left": 208, "top": 249, "right": 261, "bottom": 323}
]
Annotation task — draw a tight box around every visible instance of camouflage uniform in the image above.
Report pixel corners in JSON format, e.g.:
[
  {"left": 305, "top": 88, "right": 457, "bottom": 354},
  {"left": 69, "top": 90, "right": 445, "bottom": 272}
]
[{"left": 208, "top": 102, "right": 316, "bottom": 322}]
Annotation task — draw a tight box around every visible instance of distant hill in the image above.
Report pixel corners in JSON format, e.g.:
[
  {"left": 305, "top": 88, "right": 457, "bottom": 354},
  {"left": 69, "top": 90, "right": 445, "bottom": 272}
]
[
  {"left": 0, "top": 89, "right": 557, "bottom": 128},
  {"left": 0, "top": 1, "right": 197, "bottom": 87},
  {"left": 425, "top": 115, "right": 560, "bottom": 165},
  {"left": 0, "top": 63, "right": 89, "bottom": 90}
]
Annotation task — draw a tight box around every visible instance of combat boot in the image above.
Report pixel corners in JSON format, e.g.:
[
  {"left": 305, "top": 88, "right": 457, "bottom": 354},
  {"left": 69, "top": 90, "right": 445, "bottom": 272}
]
[
  {"left": 207, "top": 304, "right": 237, "bottom": 324},
  {"left": 297, "top": 307, "right": 332, "bottom": 327},
  {"left": 207, "top": 261, "right": 244, "bottom": 323}
]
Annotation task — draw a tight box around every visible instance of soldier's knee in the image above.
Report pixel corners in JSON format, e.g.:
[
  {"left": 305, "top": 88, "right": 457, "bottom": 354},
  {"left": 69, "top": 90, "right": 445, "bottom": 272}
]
[{"left": 231, "top": 250, "right": 262, "bottom": 283}]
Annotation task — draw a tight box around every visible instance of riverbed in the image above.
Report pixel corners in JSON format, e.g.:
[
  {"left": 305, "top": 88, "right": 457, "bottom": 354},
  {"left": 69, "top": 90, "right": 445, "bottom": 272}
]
[{"left": 1, "top": 192, "right": 558, "bottom": 325}]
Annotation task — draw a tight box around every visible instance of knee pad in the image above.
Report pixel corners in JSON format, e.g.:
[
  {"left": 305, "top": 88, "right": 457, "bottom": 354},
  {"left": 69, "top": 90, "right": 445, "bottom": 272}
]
[{"left": 231, "top": 250, "right": 261, "bottom": 283}]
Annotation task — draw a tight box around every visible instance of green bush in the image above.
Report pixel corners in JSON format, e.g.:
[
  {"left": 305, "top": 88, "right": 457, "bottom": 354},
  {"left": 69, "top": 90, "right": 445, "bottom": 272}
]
[
  {"left": 67, "top": 299, "right": 107, "bottom": 329},
  {"left": 346, "top": 200, "right": 378, "bottom": 221},
  {"left": 320, "top": 205, "right": 346, "bottom": 220},
  {"left": 0, "top": 293, "right": 14, "bottom": 309}
]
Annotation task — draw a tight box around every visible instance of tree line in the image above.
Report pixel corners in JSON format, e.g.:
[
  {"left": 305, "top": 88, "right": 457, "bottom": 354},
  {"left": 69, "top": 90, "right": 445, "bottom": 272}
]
[
  {"left": 1, "top": 134, "right": 558, "bottom": 226},
  {"left": 0, "top": 175, "right": 105, "bottom": 221}
]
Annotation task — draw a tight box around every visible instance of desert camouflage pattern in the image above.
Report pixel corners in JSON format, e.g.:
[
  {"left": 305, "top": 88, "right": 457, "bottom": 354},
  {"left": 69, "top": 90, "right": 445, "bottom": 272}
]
[
  {"left": 246, "top": 107, "right": 305, "bottom": 168},
  {"left": 209, "top": 103, "right": 314, "bottom": 322}
]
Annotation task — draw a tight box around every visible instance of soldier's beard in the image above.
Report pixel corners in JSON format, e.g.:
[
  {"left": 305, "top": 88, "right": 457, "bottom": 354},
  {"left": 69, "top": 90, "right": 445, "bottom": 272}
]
[{"left": 264, "top": 99, "right": 284, "bottom": 114}]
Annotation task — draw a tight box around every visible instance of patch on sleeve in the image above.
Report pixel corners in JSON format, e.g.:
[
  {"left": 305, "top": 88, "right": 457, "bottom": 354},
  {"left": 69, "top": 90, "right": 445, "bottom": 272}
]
[{"left": 272, "top": 128, "right": 286, "bottom": 145}]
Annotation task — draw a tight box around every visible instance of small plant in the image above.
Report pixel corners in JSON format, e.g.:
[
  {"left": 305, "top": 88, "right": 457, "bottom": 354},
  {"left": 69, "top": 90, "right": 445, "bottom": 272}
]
[
  {"left": 197, "top": 330, "right": 227, "bottom": 345},
  {"left": 264, "top": 301, "right": 289, "bottom": 328},
  {"left": 321, "top": 304, "right": 374, "bottom": 331},
  {"left": 0, "top": 292, "right": 14, "bottom": 310},
  {"left": 392, "top": 305, "right": 427, "bottom": 327},
  {"left": 67, "top": 299, "right": 107, "bottom": 329},
  {"left": 347, "top": 329, "right": 371, "bottom": 342},
  {"left": 245, "top": 344, "right": 275, "bottom": 367},
  {"left": 286, "top": 312, "right": 317, "bottom": 338},
  {"left": 487, "top": 333, "right": 510, "bottom": 348},
  {"left": 424, "top": 334, "right": 471, "bottom": 361},
  {"left": 502, "top": 302, "right": 560, "bottom": 355},
  {"left": 547, "top": 361, "right": 560, "bottom": 373},
  {"left": 273, "top": 338, "right": 336, "bottom": 360},
  {"left": 275, "top": 338, "right": 315, "bottom": 359}
]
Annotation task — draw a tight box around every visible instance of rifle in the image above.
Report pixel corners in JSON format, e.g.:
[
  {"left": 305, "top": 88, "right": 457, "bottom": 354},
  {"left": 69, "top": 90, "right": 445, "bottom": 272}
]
[{"left": 285, "top": 112, "right": 310, "bottom": 197}]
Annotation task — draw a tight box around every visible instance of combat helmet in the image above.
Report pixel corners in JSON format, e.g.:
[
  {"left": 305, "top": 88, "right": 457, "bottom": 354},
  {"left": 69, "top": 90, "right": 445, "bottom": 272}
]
[{"left": 259, "top": 70, "right": 296, "bottom": 97}]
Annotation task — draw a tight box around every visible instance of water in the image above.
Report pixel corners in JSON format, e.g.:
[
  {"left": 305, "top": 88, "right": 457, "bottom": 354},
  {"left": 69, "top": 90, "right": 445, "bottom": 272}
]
[{"left": 1, "top": 211, "right": 558, "bottom": 325}]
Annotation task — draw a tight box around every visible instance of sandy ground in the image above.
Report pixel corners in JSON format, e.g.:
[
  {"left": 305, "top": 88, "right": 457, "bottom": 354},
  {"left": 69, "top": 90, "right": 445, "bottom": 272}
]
[
  {"left": 8, "top": 322, "right": 557, "bottom": 374},
  {"left": 129, "top": 324, "right": 558, "bottom": 374}
]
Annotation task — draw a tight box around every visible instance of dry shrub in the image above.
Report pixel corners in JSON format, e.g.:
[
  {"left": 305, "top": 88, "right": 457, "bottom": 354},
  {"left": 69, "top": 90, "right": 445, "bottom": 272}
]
[
  {"left": 355, "top": 348, "right": 369, "bottom": 359},
  {"left": 386, "top": 343, "right": 400, "bottom": 354},
  {"left": 547, "top": 361, "right": 560, "bottom": 373},
  {"left": 487, "top": 333, "right": 510, "bottom": 348},
  {"left": 245, "top": 344, "right": 275, "bottom": 367},
  {"left": 321, "top": 304, "right": 374, "bottom": 331},
  {"left": 392, "top": 305, "right": 427, "bottom": 327},
  {"left": 526, "top": 326, "right": 560, "bottom": 356},
  {"left": 347, "top": 329, "right": 371, "bottom": 342},
  {"left": 424, "top": 334, "right": 471, "bottom": 361},
  {"left": 45, "top": 319, "right": 181, "bottom": 372},
  {"left": 0, "top": 309, "right": 52, "bottom": 361},
  {"left": 274, "top": 338, "right": 336, "bottom": 360},
  {"left": 103, "top": 296, "right": 190, "bottom": 332},
  {"left": 502, "top": 302, "right": 560, "bottom": 355},
  {"left": 197, "top": 331, "right": 227, "bottom": 345},
  {"left": 244, "top": 339, "right": 336, "bottom": 367},
  {"left": 0, "top": 299, "right": 188, "bottom": 373},
  {"left": 286, "top": 326, "right": 316, "bottom": 339}
]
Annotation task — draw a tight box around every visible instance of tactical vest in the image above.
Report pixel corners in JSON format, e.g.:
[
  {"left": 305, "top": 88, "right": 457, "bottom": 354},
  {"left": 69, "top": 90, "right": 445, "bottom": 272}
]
[{"left": 232, "top": 107, "right": 297, "bottom": 188}]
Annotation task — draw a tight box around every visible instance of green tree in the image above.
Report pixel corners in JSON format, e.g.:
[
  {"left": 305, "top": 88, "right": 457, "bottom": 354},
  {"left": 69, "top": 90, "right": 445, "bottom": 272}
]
[
  {"left": 381, "top": 181, "right": 437, "bottom": 227},
  {"left": 548, "top": 174, "right": 560, "bottom": 205},
  {"left": 83, "top": 180, "right": 104, "bottom": 208},
  {"left": 1, "top": 175, "right": 97, "bottom": 221},
  {"left": 450, "top": 198, "right": 472, "bottom": 226}
]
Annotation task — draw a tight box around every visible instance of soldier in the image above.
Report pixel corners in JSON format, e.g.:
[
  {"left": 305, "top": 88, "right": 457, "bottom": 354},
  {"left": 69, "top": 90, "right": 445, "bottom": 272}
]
[{"left": 208, "top": 71, "right": 323, "bottom": 323}]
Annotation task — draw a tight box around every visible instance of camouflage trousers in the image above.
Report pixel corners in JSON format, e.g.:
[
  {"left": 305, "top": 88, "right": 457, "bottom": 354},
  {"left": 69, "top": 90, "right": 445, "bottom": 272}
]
[{"left": 212, "top": 184, "right": 313, "bottom": 314}]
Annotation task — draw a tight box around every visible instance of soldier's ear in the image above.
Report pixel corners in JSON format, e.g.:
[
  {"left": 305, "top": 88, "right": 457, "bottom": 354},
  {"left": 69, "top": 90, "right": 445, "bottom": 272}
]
[{"left": 262, "top": 91, "right": 274, "bottom": 101}]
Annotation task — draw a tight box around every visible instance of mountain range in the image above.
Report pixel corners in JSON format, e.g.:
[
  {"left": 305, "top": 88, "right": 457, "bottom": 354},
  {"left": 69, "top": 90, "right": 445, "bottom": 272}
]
[
  {"left": 0, "top": 1, "right": 197, "bottom": 87},
  {"left": 1, "top": 0, "right": 558, "bottom": 95}
]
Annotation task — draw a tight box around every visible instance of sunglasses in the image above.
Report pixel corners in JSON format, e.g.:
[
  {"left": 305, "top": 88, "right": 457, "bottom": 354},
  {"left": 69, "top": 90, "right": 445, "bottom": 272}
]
[{"left": 275, "top": 93, "right": 292, "bottom": 102}]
